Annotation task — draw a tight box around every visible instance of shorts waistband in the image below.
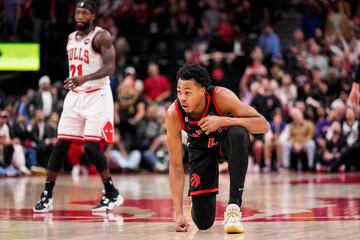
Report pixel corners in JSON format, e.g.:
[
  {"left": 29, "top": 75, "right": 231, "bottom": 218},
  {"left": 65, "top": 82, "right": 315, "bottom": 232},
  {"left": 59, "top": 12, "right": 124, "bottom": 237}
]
[{"left": 71, "top": 87, "right": 101, "bottom": 93}]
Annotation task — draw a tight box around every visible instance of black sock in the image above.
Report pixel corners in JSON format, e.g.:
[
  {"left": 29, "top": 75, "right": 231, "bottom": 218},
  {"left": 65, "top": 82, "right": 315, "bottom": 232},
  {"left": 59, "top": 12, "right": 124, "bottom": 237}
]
[
  {"left": 229, "top": 194, "right": 242, "bottom": 207},
  {"left": 223, "top": 127, "right": 249, "bottom": 208},
  {"left": 103, "top": 178, "right": 116, "bottom": 194},
  {"left": 45, "top": 181, "right": 55, "bottom": 197}
]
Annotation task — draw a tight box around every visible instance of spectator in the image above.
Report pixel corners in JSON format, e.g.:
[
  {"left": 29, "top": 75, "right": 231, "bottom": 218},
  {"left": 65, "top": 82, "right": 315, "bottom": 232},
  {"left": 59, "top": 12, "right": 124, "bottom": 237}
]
[
  {"left": 143, "top": 63, "right": 171, "bottom": 104},
  {"left": 264, "top": 110, "right": 287, "bottom": 171},
  {"left": 240, "top": 46, "right": 267, "bottom": 98},
  {"left": 114, "top": 75, "right": 146, "bottom": 149},
  {"left": 258, "top": 25, "right": 281, "bottom": 63},
  {"left": 32, "top": 75, "right": 54, "bottom": 119},
  {"left": 315, "top": 121, "right": 347, "bottom": 172},
  {"left": 282, "top": 108, "right": 316, "bottom": 170},
  {"left": 106, "top": 130, "right": 141, "bottom": 172}
]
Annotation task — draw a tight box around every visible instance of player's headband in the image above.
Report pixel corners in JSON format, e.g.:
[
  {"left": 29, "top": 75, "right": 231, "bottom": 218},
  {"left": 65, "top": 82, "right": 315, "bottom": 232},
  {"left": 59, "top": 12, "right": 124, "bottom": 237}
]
[{"left": 76, "top": 1, "right": 96, "bottom": 14}]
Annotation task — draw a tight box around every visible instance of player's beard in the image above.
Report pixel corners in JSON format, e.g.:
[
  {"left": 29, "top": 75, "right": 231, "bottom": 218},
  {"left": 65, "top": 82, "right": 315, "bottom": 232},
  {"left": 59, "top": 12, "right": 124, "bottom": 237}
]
[{"left": 76, "top": 21, "right": 91, "bottom": 31}]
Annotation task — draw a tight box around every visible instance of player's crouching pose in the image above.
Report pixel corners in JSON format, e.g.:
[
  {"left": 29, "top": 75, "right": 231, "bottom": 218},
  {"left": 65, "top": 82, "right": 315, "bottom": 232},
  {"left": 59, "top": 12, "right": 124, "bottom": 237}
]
[{"left": 166, "top": 64, "right": 269, "bottom": 233}]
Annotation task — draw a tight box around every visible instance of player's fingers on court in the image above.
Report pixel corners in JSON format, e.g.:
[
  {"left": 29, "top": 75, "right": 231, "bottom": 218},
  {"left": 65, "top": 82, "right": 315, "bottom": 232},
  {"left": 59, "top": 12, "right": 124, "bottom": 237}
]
[{"left": 176, "top": 225, "right": 188, "bottom": 232}]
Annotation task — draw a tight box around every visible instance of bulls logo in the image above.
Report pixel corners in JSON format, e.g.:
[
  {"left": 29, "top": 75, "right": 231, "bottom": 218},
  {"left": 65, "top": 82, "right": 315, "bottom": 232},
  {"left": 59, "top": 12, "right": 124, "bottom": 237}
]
[
  {"left": 102, "top": 121, "right": 114, "bottom": 144},
  {"left": 190, "top": 174, "right": 201, "bottom": 188}
]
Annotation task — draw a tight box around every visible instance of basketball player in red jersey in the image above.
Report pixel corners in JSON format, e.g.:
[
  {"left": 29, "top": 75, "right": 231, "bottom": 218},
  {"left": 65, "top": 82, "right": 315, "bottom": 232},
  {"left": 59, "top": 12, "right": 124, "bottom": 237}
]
[
  {"left": 33, "top": 0, "right": 123, "bottom": 212},
  {"left": 166, "top": 64, "right": 269, "bottom": 233}
]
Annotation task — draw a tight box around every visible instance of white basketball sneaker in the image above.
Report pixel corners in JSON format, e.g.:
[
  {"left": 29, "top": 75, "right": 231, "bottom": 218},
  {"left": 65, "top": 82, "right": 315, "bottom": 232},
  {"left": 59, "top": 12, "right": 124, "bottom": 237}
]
[
  {"left": 223, "top": 204, "right": 244, "bottom": 234},
  {"left": 92, "top": 189, "right": 124, "bottom": 212},
  {"left": 33, "top": 190, "right": 53, "bottom": 213}
]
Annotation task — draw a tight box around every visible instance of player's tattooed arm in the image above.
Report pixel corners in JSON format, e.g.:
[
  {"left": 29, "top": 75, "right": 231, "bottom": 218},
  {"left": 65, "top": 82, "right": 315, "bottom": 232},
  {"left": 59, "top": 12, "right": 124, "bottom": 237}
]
[{"left": 64, "top": 30, "right": 115, "bottom": 90}]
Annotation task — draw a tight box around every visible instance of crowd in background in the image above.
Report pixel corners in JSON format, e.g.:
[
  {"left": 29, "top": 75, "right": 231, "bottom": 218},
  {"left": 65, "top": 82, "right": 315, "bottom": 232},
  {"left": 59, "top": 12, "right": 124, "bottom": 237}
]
[{"left": 1, "top": 0, "right": 360, "bottom": 177}]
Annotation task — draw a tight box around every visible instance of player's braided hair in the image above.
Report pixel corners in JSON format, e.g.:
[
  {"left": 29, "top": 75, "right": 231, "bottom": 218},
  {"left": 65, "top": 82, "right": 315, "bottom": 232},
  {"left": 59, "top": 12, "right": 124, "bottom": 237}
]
[{"left": 176, "top": 64, "right": 211, "bottom": 88}]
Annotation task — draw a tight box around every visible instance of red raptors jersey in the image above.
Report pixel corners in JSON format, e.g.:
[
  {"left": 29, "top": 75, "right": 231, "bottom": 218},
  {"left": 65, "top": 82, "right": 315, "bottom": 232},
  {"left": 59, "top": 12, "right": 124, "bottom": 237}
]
[{"left": 66, "top": 26, "right": 110, "bottom": 91}]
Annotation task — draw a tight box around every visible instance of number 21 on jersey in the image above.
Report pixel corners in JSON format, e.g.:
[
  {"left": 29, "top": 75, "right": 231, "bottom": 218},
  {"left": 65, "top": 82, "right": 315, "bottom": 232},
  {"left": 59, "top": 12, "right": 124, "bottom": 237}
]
[{"left": 70, "top": 64, "right": 82, "bottom": 77}]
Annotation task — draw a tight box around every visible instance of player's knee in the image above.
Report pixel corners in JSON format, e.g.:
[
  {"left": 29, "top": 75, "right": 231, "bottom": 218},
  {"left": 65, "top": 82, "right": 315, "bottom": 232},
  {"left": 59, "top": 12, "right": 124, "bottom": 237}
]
[
  {"left": 47, "top": 140, "right": 71, "bottom": 172},
  {"left": 228, "top": 126, "right": 249, "bottom": 144},
  {"left": 84, "top": 141, "right": 108, "bottom": 172},
  {"left": 192, "top": 211, "right": 215, "bottom": 230},
  {"left": 84, "top": 141, "right": 100, "bottom": 153}
]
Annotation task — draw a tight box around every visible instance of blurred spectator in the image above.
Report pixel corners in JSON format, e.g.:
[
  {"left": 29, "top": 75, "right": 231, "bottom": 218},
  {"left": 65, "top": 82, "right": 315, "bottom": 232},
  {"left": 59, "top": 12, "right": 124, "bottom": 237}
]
[
  {"left": 315, "top": 121, "right": 346, "bottom": 172},
  {"left": 276, "top": 74, "right": 298, "bottom": 110},
  {"left": 251, "top": 78, "right": 282, "bottom": 121},
  {"left": 2, "top": 0, "right": 21, "bottom": 41},
  {"left": 264, "top": 110, "right": 287, "bottom": 171},
  {"left": 298, "top": 0, "right": 328, "bottom": 38},
  {"left": 240, "top": 46, "right": 267, "bottom": 99},
  {"left": 114, "top": 75, "right": 146, "bottom": 150},
  {"left": 202, "top": 0, "right": 220, "bottom": 31},
  {"left": 282, "top": 108, "right": 315, "bottom": 170},
  {"left": 258, "top": 25, "right": 281, "bottom": 63},
  {"left": 106, "top": 129, "right": 141, "bottom": 172},
  {"left": 142, "top": 106, "right": 168, "bottom": 172},
  {"left": 27, "top": 109, "right": 55, "bottom": 167},
  {"left": 32, "top": 75, "right": 54, "bottom": 119},
  {"left": 325, "top": 2, "right": 351, "bottom": 39},
  {"left": 307, "top": 42, "right": 329, "bottom": 78},
  {"left": 170, "top": 0, "right": 194, "bottom": 40},
  {"left": 143, "top": 63, "right": 171, "bottom": 104},
  {"left": 329, "top": 108, "right": 360, "bottom": 172}
]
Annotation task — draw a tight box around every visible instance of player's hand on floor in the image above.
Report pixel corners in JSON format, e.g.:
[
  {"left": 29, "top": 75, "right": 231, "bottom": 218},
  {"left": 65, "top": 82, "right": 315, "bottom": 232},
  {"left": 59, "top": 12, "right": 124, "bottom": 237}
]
[
  {"left": 175, "top": 214, "right": 190, "bottom": 232},
  {"left": 64, "top": 76, "right": 86, "bottom": 90},
  {"left": 198, "top": 115, "right": 223, "bottom": 135}
]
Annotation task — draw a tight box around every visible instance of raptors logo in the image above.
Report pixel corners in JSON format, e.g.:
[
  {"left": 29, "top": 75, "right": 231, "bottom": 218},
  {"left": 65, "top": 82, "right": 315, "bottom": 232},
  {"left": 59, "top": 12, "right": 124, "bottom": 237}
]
[{"left": 190, "top": 174, "right": 201, "bottom": 188}]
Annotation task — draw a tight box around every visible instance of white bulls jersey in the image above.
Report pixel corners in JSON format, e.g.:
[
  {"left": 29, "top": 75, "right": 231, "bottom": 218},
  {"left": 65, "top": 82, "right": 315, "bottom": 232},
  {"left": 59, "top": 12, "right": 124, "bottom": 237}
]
[{"left": 66, "top": 26, "right": 109, "bottom": 91}]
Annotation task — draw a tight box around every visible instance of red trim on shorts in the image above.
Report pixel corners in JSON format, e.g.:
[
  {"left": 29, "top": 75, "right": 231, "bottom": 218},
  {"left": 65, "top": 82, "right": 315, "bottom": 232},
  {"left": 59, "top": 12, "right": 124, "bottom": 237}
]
[
  {"left": 213, "top": 87, "right": 225, "bottom": 116},
  {"left": 58, "top": 133, "right": 83, "bottom": 139},
  {"left": 84, "top": 138, "right": 102, "bottom": 143},
  {"left": 175, "top": 100, "right": 185, "bottom": 130},
  {"left": 57, "top": 136, "right": 84, "bottom": 142},
  {"left": 219, "top": 139, "right": 224, "bottom": 158},
  {"left": 84, "top": 135, "right": 102, "bottom": 143},
  {"left": 188, "top": 91, "right": 211, "bottom": 124},
  {"left": 189, "top": 188, "right": 219, "bottom": 196},
  {"left": 72, "top": 87, "right": 100, "bottom": 93},
  {"left": 84, "top": 135, "right": 102, "bottom": 139}
]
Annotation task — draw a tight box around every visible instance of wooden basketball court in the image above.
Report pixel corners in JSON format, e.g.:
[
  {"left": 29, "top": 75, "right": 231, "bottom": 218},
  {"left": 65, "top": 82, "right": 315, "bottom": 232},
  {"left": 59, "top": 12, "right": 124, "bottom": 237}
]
[{"left": 0, "top": 172, "right": 359, "bottom": 239}]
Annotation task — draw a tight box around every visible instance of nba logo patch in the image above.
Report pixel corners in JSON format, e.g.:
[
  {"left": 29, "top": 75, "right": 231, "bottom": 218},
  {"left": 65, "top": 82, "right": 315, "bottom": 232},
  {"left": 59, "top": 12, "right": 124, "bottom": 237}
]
[
  {"left": 102, "top": 121, "right": 114, "bottom": 144},
  {"left": 185, "top": 117, "right": 189, "bottom": 122}
]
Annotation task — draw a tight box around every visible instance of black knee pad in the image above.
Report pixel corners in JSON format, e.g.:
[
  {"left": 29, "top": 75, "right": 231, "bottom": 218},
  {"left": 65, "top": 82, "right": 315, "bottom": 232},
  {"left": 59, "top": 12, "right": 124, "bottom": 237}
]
[
  {"left": 227, "top": 126, "right": 249, "bottom": 144},
  {"left": 47, "top": 140, "right": 71, "bottom": 172},
  {"left": 84, "top": 142, "right": 108, "bottom": 172}
]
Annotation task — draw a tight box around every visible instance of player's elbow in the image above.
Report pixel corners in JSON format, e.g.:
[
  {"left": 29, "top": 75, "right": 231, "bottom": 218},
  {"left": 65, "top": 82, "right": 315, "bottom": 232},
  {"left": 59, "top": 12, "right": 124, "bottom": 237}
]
[
  {"left": 262, "top": 120, "right": 270, "bottom": 133},
  {"left": 251, "top": 117, "right": 270, "bottom": 134}
]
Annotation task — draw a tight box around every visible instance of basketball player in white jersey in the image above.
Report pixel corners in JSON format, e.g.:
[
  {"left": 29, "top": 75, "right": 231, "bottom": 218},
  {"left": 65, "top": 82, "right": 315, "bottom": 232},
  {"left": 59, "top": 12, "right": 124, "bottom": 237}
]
[{"left": 33, "top": 0, "right": 123, "bottom": 212}]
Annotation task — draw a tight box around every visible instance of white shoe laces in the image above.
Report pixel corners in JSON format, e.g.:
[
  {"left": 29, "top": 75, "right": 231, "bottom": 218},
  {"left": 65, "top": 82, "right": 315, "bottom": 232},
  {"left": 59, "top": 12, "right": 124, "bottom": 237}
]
[{"left": 224, "top": 206, "right": 242, "bottom": 225}]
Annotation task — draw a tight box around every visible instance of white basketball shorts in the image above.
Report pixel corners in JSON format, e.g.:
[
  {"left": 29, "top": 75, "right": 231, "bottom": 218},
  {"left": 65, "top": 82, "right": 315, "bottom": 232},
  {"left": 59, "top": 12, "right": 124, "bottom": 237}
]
[{"left": 57, "top": 86, "right": 114, "bottom": 143}]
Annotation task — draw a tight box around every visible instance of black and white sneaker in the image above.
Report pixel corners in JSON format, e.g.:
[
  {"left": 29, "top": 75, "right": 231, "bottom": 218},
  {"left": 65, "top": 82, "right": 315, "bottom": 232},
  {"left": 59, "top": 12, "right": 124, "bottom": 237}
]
[
  {"left": 92, "top": 189, "right": 124, "bottom": 212},
  {"left": 33, "top": 191, "right": 53, "bottom": 213}
]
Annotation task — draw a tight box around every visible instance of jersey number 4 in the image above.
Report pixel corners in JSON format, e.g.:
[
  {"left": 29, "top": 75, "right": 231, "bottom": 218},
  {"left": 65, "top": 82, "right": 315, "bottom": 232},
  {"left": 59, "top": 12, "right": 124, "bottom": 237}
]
[{"left": 70, "top": 64, "right": 83, "bottom": 77}]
